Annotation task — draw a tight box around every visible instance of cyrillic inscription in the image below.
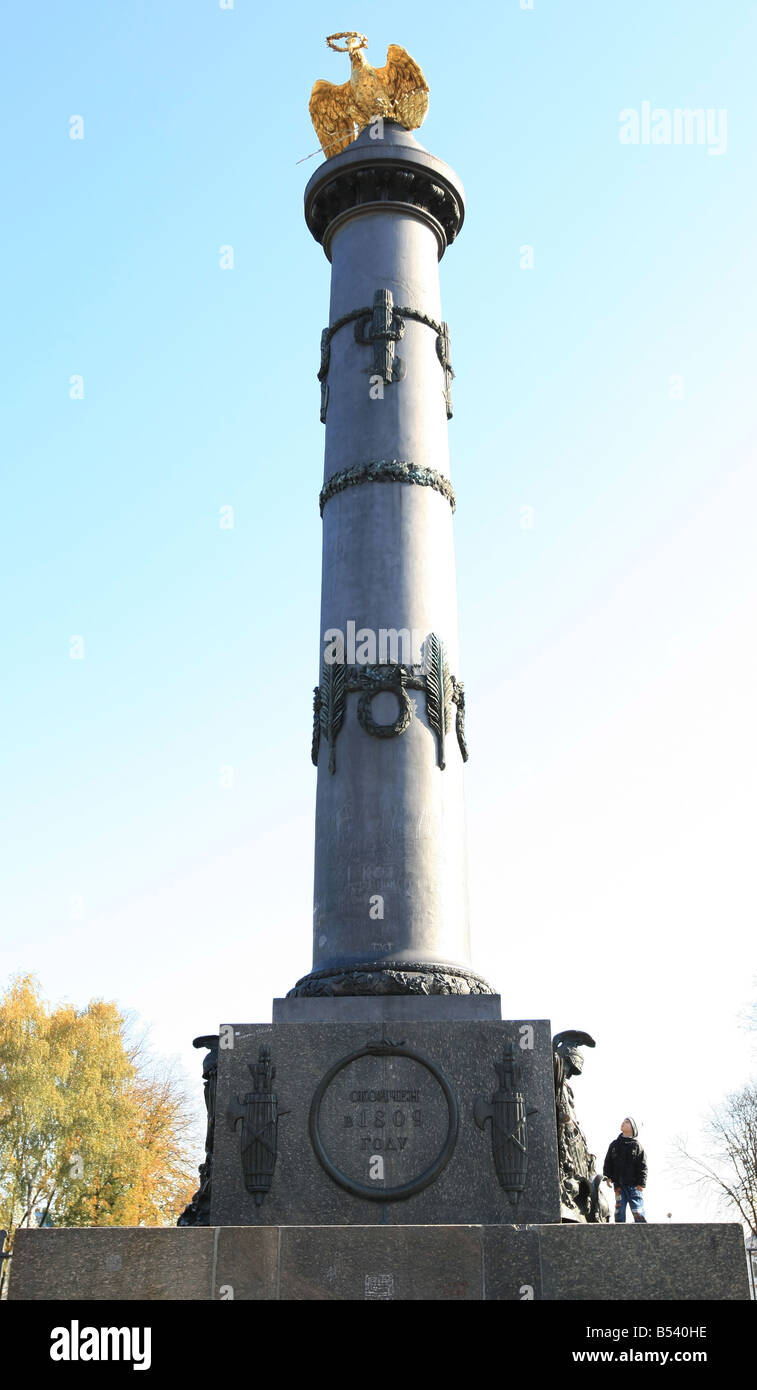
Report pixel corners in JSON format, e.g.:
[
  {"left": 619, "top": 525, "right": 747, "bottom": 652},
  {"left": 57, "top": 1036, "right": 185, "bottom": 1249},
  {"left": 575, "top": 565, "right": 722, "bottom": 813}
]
[{"left": 309, "top": 1041, "right": 458, "bottom": 1201}]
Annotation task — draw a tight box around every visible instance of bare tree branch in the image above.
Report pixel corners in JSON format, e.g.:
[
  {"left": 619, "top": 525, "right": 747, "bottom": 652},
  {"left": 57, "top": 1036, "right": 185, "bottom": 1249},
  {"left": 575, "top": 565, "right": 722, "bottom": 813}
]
[{"left": 671, "top": 1082, "right": 757, "bottom": 1234}]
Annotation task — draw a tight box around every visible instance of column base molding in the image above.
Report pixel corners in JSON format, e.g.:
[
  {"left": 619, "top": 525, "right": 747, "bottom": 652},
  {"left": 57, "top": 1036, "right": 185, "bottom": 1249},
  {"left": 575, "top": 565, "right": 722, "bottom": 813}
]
[{"left": 287, "top": 961, "right": 495, "bottom": 997}]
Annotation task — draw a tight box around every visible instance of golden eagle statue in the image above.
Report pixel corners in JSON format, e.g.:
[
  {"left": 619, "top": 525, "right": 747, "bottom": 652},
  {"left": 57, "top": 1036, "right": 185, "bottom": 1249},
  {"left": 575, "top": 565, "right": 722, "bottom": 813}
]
[{"left": 309, "top": 33, "right": 429, "bottom": 160}]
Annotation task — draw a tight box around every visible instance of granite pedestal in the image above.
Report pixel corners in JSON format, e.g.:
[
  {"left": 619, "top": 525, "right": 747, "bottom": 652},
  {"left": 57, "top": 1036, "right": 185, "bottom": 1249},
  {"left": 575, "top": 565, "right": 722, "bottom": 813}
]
[
  {"left": 9, "top": 1222, "right": 749, "bottom": 1301},
  {"left": 8, "top": 1001, "right": 749, "bottom": 1303},
  {"left": 210, "top": 1002, "right": 559, "bottom": 1227}
]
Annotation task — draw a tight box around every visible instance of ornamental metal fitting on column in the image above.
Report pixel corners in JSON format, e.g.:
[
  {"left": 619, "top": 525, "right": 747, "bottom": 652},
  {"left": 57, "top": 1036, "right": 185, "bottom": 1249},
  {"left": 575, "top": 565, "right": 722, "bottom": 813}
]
[
  {"left": 355, "top": 288, "right": 406, "bottom": 385},
  {"left": 227, "top": 1046, "right": 286, "bottom": 1208},
  {"left": 311, "top": 634, "right": 468, "bottom": 774},
  {"left": 319, "top": 458, "right": 456, "bottom": 515},
  {"left": 474, "top": 1044, "right": 538, "bottom": 1205},
  {"left": 318, "top": 290, "right": 454, "bottom": 422}
]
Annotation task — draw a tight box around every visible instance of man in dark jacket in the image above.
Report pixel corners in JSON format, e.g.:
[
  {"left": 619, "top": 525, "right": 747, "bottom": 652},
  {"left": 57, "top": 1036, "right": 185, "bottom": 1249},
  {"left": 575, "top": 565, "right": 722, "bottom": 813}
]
[{"left": 603, "top": 1117, "right": 648, "bottom": 1223}]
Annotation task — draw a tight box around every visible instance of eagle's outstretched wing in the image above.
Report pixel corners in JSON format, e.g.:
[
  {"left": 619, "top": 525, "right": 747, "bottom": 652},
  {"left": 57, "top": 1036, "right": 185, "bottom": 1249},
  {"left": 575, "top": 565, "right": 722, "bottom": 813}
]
[
  {"left": 373, "top": 44, "right": 429, "bottom": 130},
  {"left": 309, "top": 79, "right": 359, "bottom": 159}
]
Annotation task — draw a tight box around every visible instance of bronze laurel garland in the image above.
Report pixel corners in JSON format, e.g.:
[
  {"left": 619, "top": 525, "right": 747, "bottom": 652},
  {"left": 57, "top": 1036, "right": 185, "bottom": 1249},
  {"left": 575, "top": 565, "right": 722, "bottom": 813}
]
[
  {"left": 319, "top": 302, "right": 449, "bottom": 363},
  {"left": 357, "top": 682, "right": 413, "bottom": 738},
  {"left": 310, "top": 644, "right": 468, "bottom": 772},
  {"left": 319, "top": 459, "right": 456, "bottom": 515},
  {"left": 311, "top": 686, "right": 322, "bottom": 766},
  {"left": 318, "top": 295, "right": 454, "bottom": 420}
]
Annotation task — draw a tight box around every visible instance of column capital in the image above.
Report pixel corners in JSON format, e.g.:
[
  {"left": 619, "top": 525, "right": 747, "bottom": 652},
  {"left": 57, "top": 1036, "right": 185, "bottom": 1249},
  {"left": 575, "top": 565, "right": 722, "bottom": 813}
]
[{"left": 304, "top": 122, "right": 465, "bottom": 260}]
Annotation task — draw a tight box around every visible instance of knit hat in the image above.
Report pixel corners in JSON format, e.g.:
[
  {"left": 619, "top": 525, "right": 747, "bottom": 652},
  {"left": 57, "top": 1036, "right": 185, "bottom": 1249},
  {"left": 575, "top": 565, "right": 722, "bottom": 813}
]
[{"left": 624, "top": 1116, "right": 638, "bottom": 1137}]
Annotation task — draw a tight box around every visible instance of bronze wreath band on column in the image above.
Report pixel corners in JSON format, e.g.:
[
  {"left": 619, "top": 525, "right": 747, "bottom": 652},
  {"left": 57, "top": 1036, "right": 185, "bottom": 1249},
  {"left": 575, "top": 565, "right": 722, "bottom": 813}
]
[
  {"left": 318, "top": 289, "right": 455, "bottom": 421},
  {"left": 319, "top": 459, "right": 456, "bottom": 515},
  {"left": 311, "top": 643, "right": 469, "bottom": 773}
]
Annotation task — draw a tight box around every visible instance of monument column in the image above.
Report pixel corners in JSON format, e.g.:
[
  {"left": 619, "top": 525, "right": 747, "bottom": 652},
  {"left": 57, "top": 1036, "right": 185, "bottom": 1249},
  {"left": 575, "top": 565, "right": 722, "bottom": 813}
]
[
  {"left": 291, "top": 121, "right": 492, "bottom": 998},
  {"left": 7, "top": 38, "right": 750, "bottom": 1303},
  {"left": 206, "top": 37, "right": 557, "bottom": 1231}
]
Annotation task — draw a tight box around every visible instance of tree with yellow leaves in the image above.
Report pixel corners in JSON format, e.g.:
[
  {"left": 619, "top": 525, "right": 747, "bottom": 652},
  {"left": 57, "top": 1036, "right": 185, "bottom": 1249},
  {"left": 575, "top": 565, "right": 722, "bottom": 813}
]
[{"left": 0, "top": 975, "right": 197, "bottom": 1293}]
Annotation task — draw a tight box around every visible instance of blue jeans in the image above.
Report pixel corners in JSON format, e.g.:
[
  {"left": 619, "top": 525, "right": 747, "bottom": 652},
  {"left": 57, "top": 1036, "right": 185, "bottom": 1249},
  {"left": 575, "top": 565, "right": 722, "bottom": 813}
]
[{"left": 614, "top": 1185, "right": 647, "bottom": 1222}]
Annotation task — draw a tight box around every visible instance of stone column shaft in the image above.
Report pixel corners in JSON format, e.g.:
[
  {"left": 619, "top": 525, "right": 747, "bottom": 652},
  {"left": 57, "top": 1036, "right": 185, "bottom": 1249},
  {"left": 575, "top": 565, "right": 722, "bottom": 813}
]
[{"left": 292, "top": 123, "right": 491, "bottom": 997}]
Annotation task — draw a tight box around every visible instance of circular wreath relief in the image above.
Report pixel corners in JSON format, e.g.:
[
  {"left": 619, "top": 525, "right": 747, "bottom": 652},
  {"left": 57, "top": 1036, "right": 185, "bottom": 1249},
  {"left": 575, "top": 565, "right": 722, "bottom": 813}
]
[
  {"left": 357, "top": 684, "right": 413, "bottom": 739},
  {"left": 309, "top": 1041, "right": 459, "bottom": 1201}
]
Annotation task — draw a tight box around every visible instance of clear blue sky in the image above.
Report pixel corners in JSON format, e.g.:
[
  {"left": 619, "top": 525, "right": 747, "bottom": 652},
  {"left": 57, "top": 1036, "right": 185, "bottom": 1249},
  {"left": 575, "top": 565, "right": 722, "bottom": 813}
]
[{"left": 2, "top": 1, "right": 755, "bottom": 1223}]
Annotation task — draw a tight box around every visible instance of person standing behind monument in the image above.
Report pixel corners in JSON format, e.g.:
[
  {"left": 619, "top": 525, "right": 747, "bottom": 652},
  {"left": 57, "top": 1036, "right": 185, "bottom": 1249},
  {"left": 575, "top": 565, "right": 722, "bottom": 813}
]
[{"left": 603, "top": 1117, "right": 648, "bottom": 1223}]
